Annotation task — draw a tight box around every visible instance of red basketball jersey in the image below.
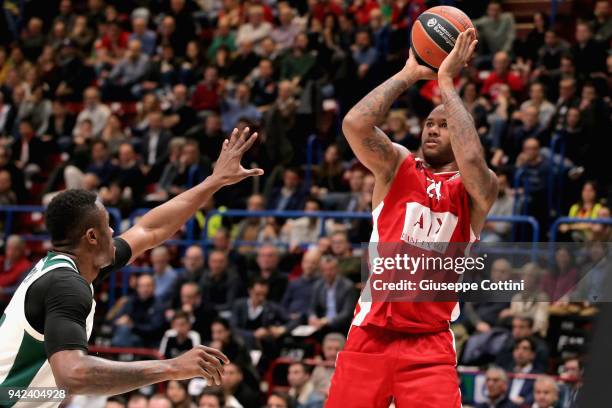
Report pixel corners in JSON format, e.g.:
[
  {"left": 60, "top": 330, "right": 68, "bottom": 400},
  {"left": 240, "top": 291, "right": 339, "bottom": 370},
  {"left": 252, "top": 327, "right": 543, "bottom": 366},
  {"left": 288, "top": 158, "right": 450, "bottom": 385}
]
[{"left": 352, "top": 153, "right": 477, "bottom": 333}]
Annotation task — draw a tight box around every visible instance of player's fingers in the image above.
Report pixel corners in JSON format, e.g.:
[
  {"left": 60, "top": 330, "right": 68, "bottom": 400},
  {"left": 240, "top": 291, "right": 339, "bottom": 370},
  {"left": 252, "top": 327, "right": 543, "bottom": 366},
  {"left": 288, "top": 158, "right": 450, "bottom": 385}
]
[
  {"left": 233, "top": 127, "right": 250, "bottom": 151},
  {"left": 467, "top": 39, "right": 478, "bottom": 59},
  {"left": 453, "top": 31, "right": 465, "bottom": 51},
  {"left": 460, "top": 30, "right": 472, "bottom": 54},
  {"left": 207, "top": 361, "right": 223, "bottom": 385},
  {"left": 197, "top": 348, "right": 227, "bottom": 369},
  {"left": 237, "top": 132, "right": 258, "bottom": 154},
  {"left": 465, "top": 28, "right": 476, "bottom": 40},
  {"left": 196, "top": 353, "right": 223, "bottom": 383},
  {"left": 227, "top": 128, "right": 239, "bottom": 149},
  {"left": 198, "top": 360, "right": 221, "bottom": 385},
  {"left": 198, "top": 345, "right": 230, "bottom": 364},
  {"left": 221, "top": 138, "right": 230, "bottom": 152},
  {"left": 242, "top": 167, "right": 265, "bottom": 177}
]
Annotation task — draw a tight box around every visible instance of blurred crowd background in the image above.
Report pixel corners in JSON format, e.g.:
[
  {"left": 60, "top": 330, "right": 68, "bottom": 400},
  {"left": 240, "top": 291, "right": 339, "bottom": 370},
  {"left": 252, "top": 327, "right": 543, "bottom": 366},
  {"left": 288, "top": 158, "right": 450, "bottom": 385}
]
[{"left": 0, "top": 0, "right": 611, "bottom": 407}]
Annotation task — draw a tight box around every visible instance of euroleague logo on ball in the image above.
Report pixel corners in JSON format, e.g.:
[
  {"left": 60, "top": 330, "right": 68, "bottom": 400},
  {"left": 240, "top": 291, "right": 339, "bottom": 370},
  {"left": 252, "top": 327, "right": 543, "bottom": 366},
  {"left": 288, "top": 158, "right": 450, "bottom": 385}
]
[{"left": 427, "top": 18, "right": 437, "bottom": 27}]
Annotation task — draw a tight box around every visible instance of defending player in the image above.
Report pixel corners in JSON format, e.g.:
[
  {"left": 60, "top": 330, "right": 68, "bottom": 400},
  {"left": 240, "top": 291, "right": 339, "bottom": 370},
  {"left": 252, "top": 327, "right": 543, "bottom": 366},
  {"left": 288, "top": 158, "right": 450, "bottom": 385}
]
[
  {"left": 0, "top": 128, "right": 262, "bottom": 407},
  {"left": 327, "top": 29, "right": 497, "bottom": 407}
]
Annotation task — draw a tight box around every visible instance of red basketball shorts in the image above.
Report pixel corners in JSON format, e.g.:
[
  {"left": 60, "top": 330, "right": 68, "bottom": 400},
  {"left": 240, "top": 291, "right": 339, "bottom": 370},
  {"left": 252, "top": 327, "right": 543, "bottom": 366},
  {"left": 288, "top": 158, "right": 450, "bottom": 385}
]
[{"left": 326, "top": 325, "right": 461, "bottom": 408}]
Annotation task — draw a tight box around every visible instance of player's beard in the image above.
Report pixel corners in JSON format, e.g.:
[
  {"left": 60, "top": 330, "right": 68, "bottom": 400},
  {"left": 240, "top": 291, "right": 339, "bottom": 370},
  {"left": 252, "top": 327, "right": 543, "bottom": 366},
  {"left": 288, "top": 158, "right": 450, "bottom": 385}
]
[{"left": 422, "top": 145, "right": 455, "bottom": 168}]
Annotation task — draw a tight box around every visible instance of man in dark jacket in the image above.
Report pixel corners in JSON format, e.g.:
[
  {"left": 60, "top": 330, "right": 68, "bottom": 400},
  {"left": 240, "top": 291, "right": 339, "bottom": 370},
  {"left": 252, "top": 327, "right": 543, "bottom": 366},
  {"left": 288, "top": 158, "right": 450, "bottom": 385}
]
[
  {"left": 231, "top": 279, "right": 294, "bottom": 352},
  {"left": 506, "top": 337, "right": 543, "bottom": 406},
  {"left": 141, "top": 111, "right": 172, "bottom": 181},
  {"left": 248, "top": 244, "right": 288, "bottom": 303},
  {"left": 200, "top": 250, "right": 242, "bottom": 314},
  {"left": 282, "top": 248, "right": 321, "bottom": 323},
  {"left": 266, "top": 167, "right": 306, "bottom": 211},
  {"left": 112, "top": 274, "right": 166, "bottom": 348},
  {"left": 308, "top": 255, "right": 358, "bottom": 334}
]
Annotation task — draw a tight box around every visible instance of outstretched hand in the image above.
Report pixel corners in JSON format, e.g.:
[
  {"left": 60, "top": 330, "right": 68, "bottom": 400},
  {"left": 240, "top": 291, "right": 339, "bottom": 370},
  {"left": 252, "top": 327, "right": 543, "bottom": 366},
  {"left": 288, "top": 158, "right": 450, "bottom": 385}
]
[
  {"left": 211, "top": 127, "right": 264, "bottom": 186},
  {"left": 438, "top": 28, "right": 478, "bottom": 81},
  {"left": 170, "top": 345, "right": 230, "bottom": 385}
]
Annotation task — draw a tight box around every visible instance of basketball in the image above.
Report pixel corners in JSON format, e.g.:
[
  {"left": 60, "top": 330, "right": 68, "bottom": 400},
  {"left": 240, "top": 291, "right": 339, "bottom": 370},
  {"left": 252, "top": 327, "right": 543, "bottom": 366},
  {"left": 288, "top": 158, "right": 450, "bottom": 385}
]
[{"left": 411, "top": 6, "right": 475, "bottom": 71}]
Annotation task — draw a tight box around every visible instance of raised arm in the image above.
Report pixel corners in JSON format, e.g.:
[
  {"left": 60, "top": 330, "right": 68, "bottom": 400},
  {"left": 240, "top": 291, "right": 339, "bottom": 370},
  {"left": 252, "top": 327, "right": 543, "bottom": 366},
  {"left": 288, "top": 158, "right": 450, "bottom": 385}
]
[
  {"left": 437, "top": 29, "right": 498, "bottom": 233},
  {"left": 120, "top": 127, "right": 263, "bottom": 263},
  {"left": 342, "top": 53, "right": 435, "bottom": 183}
]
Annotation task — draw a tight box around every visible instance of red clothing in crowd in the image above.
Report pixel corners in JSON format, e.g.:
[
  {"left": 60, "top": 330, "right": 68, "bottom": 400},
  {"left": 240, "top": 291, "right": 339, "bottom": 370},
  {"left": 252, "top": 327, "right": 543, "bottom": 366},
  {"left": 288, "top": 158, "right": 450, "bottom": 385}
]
[
  {"left": 348, "top": 0, "right": 379, "bottom": 26},
  {"left": 481, "top": 71, "right": 525, "bottom": 99},
  {"left": 391, "top": 0, "right": 425, "bottom": 30},
  {"left": 97, "top": 31, "right": 130, "bottom": 53},
  {"left": 310, "top": 0, "right": 344, "bottom": 23},
  {"left": 0, "top": 256, "right": 32, "bottom": 288},
  {"left": 419, "top": 78, "right": 461, "bottom": 103},
  {"left": 191, "top": 82, "right": 221, "bottom": 111}
]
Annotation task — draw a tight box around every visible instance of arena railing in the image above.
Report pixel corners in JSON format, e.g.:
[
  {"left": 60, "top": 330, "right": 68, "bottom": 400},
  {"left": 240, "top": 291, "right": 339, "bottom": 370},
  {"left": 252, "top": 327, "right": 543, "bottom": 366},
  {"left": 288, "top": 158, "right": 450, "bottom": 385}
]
[{"left": 549, "top": 217, "right": 612, "bottom": 243}]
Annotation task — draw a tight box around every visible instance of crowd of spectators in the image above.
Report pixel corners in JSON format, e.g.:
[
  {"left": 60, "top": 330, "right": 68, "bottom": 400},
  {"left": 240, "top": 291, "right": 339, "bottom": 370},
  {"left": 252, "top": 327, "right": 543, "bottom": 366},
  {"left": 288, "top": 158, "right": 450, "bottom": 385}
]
[{"left": 1, "top": 0, "right": 611, "bottom": 407}]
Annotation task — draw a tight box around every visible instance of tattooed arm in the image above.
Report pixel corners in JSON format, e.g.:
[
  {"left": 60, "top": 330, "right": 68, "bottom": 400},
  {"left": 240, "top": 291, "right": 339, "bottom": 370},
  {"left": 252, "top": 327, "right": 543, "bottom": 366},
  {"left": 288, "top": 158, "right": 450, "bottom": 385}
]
[
  {"left": 342, "top": 51, "right": 435, "bottom": 184},
  {"left": 49, "top": 346, "right": 229, "bottom": 395},
  {"left": 438, "top": 29, "right": 498, "bottom": 233}
]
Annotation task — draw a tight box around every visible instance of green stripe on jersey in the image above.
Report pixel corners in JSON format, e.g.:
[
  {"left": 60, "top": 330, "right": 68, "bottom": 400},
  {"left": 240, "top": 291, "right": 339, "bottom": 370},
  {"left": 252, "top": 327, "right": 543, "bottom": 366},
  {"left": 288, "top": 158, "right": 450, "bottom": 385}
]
[
  {"left": 0, "top": 313, "right": 5, "bottom": 328},
  {"left": 43, "top": 253, "right": 77, "bottom": 271},
  {"left": 0, "top": 331, "right": 47, "bottom": 407}
]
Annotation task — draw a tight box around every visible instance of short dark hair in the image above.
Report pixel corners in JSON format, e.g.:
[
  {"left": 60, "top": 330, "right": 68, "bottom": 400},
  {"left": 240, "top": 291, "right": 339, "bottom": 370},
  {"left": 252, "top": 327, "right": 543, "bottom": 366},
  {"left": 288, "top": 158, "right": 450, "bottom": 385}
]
[
  {"left": 105, "top": 395, "right": 126, "bottom": 406},
  {"left": 289, "top": 361, "right": 313, "bottom": 375},
  {"left": 269, "top": 391, "right": 296, "bottom": 408},
  {"left": 564, "top": 356, "right": 584, "bottom": 371},
  {"left": 199, "top": 386, "right": 225, "bottom": 407},
  {"left": 305, "top": 196, "right": 322, "bottom": 209},
  {"left": 172, "top": 310, "right": 190, "bottom": 323},
  {"left": 91, "top": 138, "right": 108, "bottom": 149},
  {"left": 514, "top": 336, "right": 537, "bottom": 353},
  {"left": 45, "top": 189, "right": 101, "bottom": 247},
  {"left": 212, "top": 317, "right": 231, "bottom": 330},
  {"left": 249, "top": 277, "right": 269, "bottom": 289}
]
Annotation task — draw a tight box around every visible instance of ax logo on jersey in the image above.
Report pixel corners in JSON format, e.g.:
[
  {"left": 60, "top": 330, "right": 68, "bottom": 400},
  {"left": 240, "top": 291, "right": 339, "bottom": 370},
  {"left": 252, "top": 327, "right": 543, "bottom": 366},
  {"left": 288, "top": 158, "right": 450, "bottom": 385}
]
[
  {"left": 426, "top": 177, "right": 442, "bottom": 201},
  {"left": 400, "top": 202, "right": 457, "bottom": 253}
]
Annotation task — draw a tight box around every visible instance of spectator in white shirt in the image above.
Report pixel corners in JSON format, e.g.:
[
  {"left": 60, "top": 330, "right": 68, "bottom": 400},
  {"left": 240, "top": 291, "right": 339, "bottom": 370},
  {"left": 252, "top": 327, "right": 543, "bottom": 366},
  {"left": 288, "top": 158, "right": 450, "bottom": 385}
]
[
  {"left": 74, "top": 87, "right": 111, "bottom": 137},
  {"left": 271, "top": 5, "right": 303, "bottom": 51},
  {"left": 236, "top": 5, "right": 272, "bottom": 51}
]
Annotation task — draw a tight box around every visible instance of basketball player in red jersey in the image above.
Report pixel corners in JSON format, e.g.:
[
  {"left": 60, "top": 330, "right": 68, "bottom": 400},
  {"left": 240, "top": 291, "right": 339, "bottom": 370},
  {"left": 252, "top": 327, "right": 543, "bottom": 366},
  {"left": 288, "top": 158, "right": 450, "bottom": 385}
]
[{"left": 326, "top": 29, "right": 497, "bottom": 407}]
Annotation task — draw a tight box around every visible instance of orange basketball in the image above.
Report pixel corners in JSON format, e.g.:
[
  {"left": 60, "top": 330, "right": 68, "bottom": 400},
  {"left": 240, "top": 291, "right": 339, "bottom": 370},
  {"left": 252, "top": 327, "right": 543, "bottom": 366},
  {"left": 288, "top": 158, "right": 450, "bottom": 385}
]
[{"left": 410, "top": 6, "right": 474, "bottom": 71}]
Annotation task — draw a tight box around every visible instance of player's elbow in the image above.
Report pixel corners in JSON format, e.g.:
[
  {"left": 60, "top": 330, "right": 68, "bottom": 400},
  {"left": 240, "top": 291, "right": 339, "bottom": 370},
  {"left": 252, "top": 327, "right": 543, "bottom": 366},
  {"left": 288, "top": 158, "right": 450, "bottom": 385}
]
[
  {"left": 342, "top": 113, "right": 366, "bottom": 136},
  {"left": 54, "top": 361, "right": 93, "bottom": 394}
]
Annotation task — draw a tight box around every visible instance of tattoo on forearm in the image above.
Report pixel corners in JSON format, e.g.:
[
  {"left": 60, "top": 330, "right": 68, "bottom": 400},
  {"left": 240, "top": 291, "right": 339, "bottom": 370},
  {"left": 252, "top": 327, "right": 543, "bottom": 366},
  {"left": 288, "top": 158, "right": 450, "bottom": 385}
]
[
  {"left": 351, "top": 78, "right": 409, "bottom": 125},
  {"left": 346, "top": 76, "right": 410, "bottom": 181},
  {"left": 439, "top": 87, "right": 493, "bottom": 203},
  {"left": 77, "top": 358, "right": 167, "bottom": 395}
]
